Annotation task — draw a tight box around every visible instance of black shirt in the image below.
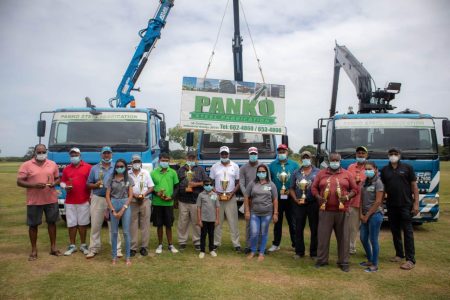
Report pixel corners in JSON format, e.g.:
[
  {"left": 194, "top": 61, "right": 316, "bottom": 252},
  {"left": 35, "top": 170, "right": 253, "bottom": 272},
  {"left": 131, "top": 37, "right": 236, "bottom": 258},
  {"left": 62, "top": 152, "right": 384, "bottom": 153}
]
[
  {"left": 176, "top": 165, "right": 209, "bottom": 204},
  {"left": 380, "top": 161, "right": 416, "bottom": 207}
]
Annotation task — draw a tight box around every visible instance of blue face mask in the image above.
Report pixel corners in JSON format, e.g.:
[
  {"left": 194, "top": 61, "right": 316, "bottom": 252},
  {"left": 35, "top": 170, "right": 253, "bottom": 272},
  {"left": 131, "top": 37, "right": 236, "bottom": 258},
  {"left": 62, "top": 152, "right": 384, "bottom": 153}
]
[
  {"left": 70, "top": 156, "right": 80, "bottom": 165},
  {"left": 329, "top": 161, "right": 340, "bottom": 170},
  {"left": 116, "top": 167, "right": 126, "bottom": 174},
  {"left": 102, "top": 158, "right": 112, "bottom": 164},
  {"left": 204, "top": 185, "right": 213, "bottom": 192},
  {"left": 257, "top": 172, "right": 267, "bottom": 179},
  {"left": 186, "top": 161, "right": 196, "bottom": 167},
  {"left": 249, "top": 154, "right": 258, "bottom": 162},
  {"left": 356, "top": 157, "right": 366, "bottom": 164},
  {"left": 278, "top": 154, "right": 287, "bottom": 161},
  {"left": 302, "top": 159, "right": 311, "bottom": 167},
  {"left": 365, "top": 170, "right": 375, "bottom": 178},
  {"left": 160, "top": 161, "right": 169, "bottom": 169},
  {"left": 221, "top": 157, "right": 230, "bottom": 164}
]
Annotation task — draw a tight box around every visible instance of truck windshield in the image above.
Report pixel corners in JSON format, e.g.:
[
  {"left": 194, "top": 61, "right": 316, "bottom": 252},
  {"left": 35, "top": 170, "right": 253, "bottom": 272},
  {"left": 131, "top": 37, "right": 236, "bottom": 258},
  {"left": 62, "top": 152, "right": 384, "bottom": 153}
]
[
  {"left": 334, "top": 118, "right": 438, "bottom": 154},
  {"left": 48, "top": 111, "right": 148, "bottom": 152},
  {"left": 200, "top": 132, "right": 276, "bottom": 159}
]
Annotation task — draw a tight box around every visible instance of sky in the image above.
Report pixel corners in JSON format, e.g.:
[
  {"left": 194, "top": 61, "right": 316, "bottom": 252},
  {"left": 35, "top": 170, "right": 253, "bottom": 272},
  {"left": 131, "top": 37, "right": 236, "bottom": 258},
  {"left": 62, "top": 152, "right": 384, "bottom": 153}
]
[{"left": 0, "top": 0, "right": 449, "bottom": 156}]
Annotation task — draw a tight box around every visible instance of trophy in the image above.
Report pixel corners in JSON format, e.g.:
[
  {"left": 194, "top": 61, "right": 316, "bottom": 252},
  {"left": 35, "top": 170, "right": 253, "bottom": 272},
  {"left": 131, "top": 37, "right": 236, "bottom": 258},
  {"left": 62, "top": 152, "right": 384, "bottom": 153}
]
[
  {"left": 278, "top": 164, "right": 289, "bottom": 196},
  {"left": 297, "top": 173, "right": 308, "bottom": 205},
  {"left": 185, "top": 166, "right": 194, "bottom": 193},
  {"left": 219, "top": 171, "right": 230, "bottom": 201},
  {"left": 98, "top": 170, "right": 104, "bottom": 188},
  {"left": 336, "top": 178, "right": 345, "bottom": 211},
  {"left": 67, "top": 178, "right": 73, "bottom": 190},
  {"left": 159, "top": 188, "right": 170, "bottom": 201},
  {"left": 46, "top": 175, "right": 52, "bottom": 187},
  {"left": 320, "top": 177, "right": 330, "bottom": 210},
  {"left": 137, "top": 174, "right": 145, "bottom": 201}
]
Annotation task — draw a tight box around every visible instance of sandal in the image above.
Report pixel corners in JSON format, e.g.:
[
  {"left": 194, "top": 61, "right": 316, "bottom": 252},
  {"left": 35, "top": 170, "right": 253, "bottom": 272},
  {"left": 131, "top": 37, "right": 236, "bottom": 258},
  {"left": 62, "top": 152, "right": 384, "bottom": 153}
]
[
  {"left": 49, "top": 250, "right": 63, "bottom": 256},
  {"left": 28, "top": 253, "right": 38, "bottom": 261},
  {"left": 126, "top": 259, "right": 132, "bottom": 266},
  {"left": 400, "top": 260, "right": 415, "bottom": 270}
]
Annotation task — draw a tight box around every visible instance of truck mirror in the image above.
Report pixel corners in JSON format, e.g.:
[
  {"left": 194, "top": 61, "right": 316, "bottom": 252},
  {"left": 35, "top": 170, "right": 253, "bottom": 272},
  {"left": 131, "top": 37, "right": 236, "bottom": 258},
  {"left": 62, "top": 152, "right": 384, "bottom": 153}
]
[
  {"left": 37, "top": 120, "right": 46, "bottom": 137},
  {"left": 443, "top": 120, "right": 450, "bottom": 137},
  {"left": 159, "top": 139, "right": 169, "bottom": 153},
  {"left": 281, "top": 135, "right": 289, "bottom": 147},
  {"left": 160, "top": 121, "right": 167, "bottom": 139},
  {"left": 444, "top": 137, "right": 450, "bottom": 148},
  {"left": 313, "top": 128, "right": 322, "bottom": 145},
  {"left": 186, "top": 132, "right": 194, "bottom": 147}
]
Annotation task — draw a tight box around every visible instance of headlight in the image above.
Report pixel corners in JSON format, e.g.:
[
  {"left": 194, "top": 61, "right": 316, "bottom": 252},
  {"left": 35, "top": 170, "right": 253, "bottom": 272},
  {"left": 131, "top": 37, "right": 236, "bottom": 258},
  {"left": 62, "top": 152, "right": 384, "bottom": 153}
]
[{"left": 422, "top": 198, "right": 439, "bottom": 205}]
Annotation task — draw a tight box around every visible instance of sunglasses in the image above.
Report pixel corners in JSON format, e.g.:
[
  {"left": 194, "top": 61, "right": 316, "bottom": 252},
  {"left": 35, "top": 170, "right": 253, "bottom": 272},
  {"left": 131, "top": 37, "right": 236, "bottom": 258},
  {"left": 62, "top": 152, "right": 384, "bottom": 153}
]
[{"left": 36, "top": 151, "right": 47, "bottom": 154}]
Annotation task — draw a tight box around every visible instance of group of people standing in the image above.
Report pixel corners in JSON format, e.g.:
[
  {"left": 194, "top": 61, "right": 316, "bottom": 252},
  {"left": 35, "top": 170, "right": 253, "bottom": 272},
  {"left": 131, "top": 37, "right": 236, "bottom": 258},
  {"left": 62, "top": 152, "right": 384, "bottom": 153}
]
[{"left": 17, "top": 143, "right": 419, "bottom": 272}]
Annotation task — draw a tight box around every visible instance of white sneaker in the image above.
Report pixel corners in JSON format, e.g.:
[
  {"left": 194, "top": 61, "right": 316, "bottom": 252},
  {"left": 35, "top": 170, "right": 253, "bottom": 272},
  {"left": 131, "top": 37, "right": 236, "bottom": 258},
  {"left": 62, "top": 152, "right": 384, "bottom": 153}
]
[
  {"left": 117, "top": 250, "right": 123, "bottom": 258},
  {"left": 85, "top": 251, "right": 96, "bottom": 259},
  {"left": 156, "top": 244, "right": 163, "bottom": 254},
  {"left": 199, "top": 252, "right": 205, "bottom": 259},
  {"left": 168, "top": 245, "right": 179, "bottom": 254},
  {"left": 80, "top": 244, "right": 89, "bottom": 255},
  {"left": 64, "top": 244, "right": 77, "bottom": 256},
  {"left": 210, "top": 250, "right": 217, "bottom": 257},
  {"left": 268, "top": 245, "right": 280, "bottom": 252}
]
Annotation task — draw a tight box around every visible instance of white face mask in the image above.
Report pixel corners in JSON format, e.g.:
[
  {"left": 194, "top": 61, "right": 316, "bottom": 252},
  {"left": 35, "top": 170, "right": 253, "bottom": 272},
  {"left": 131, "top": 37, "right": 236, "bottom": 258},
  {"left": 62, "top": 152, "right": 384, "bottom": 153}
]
[
  {"left": 389, "top": 155, "right": 400, "bottom": 163},
  {"left": 132, "top": 163, "right": 141, "bottom": 170},
  {"left": 36, "top": 153, "right": 47, "bottom": 161}
]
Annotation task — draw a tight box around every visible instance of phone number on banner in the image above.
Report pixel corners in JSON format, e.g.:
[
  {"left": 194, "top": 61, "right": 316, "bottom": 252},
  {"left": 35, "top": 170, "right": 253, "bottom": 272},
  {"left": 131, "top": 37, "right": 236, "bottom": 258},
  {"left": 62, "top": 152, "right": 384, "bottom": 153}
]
[{"left": 219, "top": 124, "right": 283, "bottom": 134}]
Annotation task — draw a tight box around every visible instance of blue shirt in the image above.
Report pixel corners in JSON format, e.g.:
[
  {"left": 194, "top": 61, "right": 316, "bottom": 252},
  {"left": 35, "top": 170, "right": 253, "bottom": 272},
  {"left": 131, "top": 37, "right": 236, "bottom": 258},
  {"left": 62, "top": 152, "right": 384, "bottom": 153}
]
[
  {"left": 269, "top": 158, "right": 299, "bottom": 199},
  {"left": 87, "top": 162, "right": 114, "bottom": 197},
  {"left": 290, "top": 166, "right": 320, "bottom": 202}
]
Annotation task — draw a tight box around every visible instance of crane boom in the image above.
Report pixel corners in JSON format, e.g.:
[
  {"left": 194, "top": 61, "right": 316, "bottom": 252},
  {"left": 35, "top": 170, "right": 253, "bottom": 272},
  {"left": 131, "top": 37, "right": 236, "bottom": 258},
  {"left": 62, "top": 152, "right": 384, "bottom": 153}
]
[{"left": 112, "top": 0, "right": 174, "bottom": 108}]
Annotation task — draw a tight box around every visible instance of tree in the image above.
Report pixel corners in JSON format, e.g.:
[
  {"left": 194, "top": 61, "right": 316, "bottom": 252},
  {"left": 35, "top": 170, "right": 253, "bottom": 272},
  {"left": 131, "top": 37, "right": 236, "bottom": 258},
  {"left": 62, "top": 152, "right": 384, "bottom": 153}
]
[
  {"left": 168, "top": 124, "right": 198, "bottom": 150},
  {"left": 299, "top": 145, "right": 317, "bottom": 156}
]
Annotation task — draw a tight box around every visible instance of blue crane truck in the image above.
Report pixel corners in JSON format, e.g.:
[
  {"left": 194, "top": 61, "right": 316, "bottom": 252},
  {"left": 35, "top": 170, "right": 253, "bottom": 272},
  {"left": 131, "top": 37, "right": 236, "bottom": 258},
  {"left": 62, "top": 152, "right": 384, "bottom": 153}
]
[
  {"left": 313, "top": 42, "right": 450, "bottom": 223},
  {"left": 36, "top": 0, "right": 174, "bottom": 218}
]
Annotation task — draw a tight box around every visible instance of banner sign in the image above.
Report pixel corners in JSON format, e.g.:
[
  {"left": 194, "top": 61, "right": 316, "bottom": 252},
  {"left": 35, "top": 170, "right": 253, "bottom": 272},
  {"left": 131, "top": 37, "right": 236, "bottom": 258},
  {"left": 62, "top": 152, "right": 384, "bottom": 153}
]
[
  {"left": 335, "top": 118, "right": 434, "bottom": 129},
  {"left": 180, "top": 77, "right": 286, "bottom": 134},
  {"left": 53, "top": 111, "right": 147, "bottom": 122}
]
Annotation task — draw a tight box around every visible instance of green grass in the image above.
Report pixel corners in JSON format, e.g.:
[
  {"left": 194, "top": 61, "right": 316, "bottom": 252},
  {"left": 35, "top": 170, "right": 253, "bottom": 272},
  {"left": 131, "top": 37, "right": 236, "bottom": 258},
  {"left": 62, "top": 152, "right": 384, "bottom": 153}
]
[{"left": 1, "top": 162, "right": 450, "bottom": 299}]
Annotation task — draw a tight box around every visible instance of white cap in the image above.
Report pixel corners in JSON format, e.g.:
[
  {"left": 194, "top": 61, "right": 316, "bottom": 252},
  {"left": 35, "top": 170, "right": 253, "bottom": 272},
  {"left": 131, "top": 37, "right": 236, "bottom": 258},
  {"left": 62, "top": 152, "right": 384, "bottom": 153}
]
[
  {"left": 219, "top": 146, "right": 230, "bottom": 153},
  {"left": 69, "top": 147, "right": 81, "bottom": 154}
]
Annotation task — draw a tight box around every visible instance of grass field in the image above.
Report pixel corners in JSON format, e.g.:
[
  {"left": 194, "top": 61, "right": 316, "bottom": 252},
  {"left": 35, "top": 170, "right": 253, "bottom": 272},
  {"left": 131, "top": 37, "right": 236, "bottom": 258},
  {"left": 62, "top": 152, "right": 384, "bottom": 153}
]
[{"left": 1, "top": 162, "right": 449, "bottom": 299}]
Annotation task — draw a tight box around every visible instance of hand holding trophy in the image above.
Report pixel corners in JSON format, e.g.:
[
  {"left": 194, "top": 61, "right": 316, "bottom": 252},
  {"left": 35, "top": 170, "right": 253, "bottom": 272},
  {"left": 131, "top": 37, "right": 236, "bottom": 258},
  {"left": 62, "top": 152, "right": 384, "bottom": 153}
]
[
  {"left": 137, "top": 174, "right": 145, "bottom": 202},
  {"left": 297, "top": 177, "right": 308, "bottom": 205},
  {"left": 185, "top": 166, "right": 194, "bottom": 193},
  {"left": 219, "top": 171, "right": 230, "bottom": 201},
  {"left": 98, "top": 170, "right": 104, "bottom": 188},
  {"left": 336, "top": 178, "right": 345, "bottom": 211}
]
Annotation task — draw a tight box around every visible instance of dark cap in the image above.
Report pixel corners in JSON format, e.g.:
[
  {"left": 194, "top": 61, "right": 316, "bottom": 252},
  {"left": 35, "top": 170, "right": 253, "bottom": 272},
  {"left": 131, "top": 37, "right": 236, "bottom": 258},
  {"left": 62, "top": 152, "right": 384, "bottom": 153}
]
[
  {"left": 388, "top": 147, "right": 401, "bottom": 154},
  {"left": 187, "top": 151, "right": 196, "bottom": 158},
  {"left": 356, "top": 146, "right": 368, "bottom": 153},
  {"left": 277, "top": 144, "right": 288, "bottom": 151}
]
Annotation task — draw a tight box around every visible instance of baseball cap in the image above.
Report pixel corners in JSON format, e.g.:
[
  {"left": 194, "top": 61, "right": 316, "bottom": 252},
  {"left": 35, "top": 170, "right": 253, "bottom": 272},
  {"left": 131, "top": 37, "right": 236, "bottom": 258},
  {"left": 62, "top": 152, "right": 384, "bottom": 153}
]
[
  {"left": 131, "top": 154, "right": 141, "bottom": 162},
  {"left": 300, "top": 150, "right": 312, "bottom": 158},
  {"left": 248, "top": 147, "right": 258, "bottom": 154},
  {"left": 219, "top": 146, "right": 230, "bottom": 153},
  {"left": 356, "top": 146, "right": 368, "bottom": 153},
  {"left": 101, "top": 146, "right": 112, "bottom": 153},
  {"left": 388, "top": 147, "right": 401, "bottom": 154},
  {"left": 277, "top": 144, "right": 288, "bottom": 151},
  {"left": 69, "top": 147, "right": 80, "bottom": 154}
]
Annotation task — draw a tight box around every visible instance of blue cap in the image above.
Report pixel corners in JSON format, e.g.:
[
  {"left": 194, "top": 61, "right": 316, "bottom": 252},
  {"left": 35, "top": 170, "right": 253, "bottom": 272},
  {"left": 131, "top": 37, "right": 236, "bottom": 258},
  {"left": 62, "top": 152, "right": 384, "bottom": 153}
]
[{"left": 101, "top": 146, "right": 112, "bottom": 153}]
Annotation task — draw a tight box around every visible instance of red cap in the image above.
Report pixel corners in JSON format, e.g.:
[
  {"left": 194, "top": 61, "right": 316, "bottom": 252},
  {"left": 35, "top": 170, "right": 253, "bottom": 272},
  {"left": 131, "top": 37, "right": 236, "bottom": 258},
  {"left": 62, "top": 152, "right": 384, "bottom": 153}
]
[{"left": 277, "top": 144, "right": 288, "bottom": 150}]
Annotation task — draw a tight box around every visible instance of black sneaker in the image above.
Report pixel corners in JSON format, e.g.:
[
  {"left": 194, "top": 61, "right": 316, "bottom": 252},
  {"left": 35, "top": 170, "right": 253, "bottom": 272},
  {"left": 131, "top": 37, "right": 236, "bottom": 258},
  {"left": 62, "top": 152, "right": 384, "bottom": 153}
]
[
  {"left": 315, "top": 262, "right": 328, "bottom": 269},
  {"left": 194, "top": 245, "right": 201, "bottom": 251},
  {"left": 235, "top": 246, "right": 242, "bottom": 253},
  {"left": 140, "top": 248, "right": 148, "bottom": 257},
  {"left": 130, "top": 250, "right": 137, "bottom": 257},
  {"left": 340, "top": 265, "right": 350, "bottom": 272},
  {"left": 179, "top": 244, "right": 187, "bottom": 251},
  {"left": 244, "top": 247, "right": 251, "bottom": 254}
]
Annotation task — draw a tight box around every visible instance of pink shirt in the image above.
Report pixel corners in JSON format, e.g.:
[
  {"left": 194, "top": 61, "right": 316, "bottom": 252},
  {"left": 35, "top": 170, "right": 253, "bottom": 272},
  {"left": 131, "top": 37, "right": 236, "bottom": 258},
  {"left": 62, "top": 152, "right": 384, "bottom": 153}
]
[
  {"left": 17, "top": 158, "right": 59, "bottom": 205},
  {"left": 347, "top": 163, "right": 367, "bottom": 208}
]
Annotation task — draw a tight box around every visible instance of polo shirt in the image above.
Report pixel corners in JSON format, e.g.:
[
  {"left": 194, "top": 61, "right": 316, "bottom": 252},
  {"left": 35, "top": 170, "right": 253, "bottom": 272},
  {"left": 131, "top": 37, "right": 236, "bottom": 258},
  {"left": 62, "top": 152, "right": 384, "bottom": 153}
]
[
  {"left": 239, "top": 162, "right": 259, "bottom": 197},
  {"left": 176, "top": 164, "right": 209, "bottom": 204},
  {"left": 151, "top": 167, "right": 179, "bottom": 206},
  {"left": 87, "top": 162, "right": 114, "bottom": 197},
  {"left": 347, "top": 162, "right": 367, "bottom": 208},
  {"left": 269, "top": 158, "right": 299, "bottom": 199},
  {"left": 61, "top": 161, "right": 92, "bottom": 204},
  {"left": 245, "top": 181, "right": 277, "bottom": 216},
  {"left": 380, "top": 161, "right": 416, "bottom": 207},
  {"left": 17, "top": 158, "right": 59, "bottom": 205},
  {"left": 209, "top": 161, "right": 240, "bottom": 193}
]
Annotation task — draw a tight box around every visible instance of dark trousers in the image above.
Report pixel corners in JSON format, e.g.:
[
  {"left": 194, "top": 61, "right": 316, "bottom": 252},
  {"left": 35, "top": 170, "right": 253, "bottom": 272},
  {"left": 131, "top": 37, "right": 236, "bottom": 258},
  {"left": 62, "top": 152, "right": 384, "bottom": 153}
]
[
  {"left": 200, "top": 221, "right": 215, "bottom": 252},
  {"left": 272, "top": 199, "right": 296, "bottom": 247},
  {"left": 317, "top": 211, "right": 349, "bottom": 266},
  {"left": 387, "top": 206, "right": 416, "bottom": 263},
  {"left": 294, "top": 201, "right": 319, "bottom": 256}
]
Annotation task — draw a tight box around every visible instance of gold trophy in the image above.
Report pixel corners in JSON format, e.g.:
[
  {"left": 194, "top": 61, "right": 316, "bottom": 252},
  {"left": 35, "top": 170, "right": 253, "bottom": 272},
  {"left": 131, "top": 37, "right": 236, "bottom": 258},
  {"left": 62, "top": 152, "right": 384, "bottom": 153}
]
[
  {"left": 220, "top": 171, "right": 230, "bottom": 201},
  {"left": 336, "top": 178, "right": 345, "bottom": 211},
  {"left": 46, "top": 175, "right": 52, "bottom": 187},
  {"left": 137, "top": 174, "right": 145, "bottom": 201},
  {"left": 159, "top": 188, "right": 170, "bottom": 201},
  {"left": 320, "top": 178, "right": 330, "bottom": 211},
  {"left": 185, "top": 166, "right": 194, "bottom": 193},
  {"left": 278, "top": 164, "right": 288, "bottom": 196},
  {"left": 67, "top": 178, "right": 73, "bottom": 190},
  {"left": 98, "top": 170, "right": 104, "bottom": 188},
  {"left": 297, "top": 176, "right": 308, "bottom": 205}
]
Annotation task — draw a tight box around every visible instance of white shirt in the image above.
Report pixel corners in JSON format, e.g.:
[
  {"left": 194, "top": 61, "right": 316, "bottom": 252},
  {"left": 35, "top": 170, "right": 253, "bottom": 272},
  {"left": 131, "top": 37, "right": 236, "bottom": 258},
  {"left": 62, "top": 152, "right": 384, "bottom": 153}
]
[
  {"left": 128, "top": 169, "right": 154, "bottom": 198},
  {"left": 209, "top": 161, "right": 240, "bottom": 193}
]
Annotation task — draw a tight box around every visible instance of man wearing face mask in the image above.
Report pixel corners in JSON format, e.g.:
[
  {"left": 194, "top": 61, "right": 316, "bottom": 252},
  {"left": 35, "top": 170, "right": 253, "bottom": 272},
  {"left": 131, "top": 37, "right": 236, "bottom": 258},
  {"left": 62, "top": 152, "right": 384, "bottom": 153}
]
[
  {"left": 239, "top": 147, "right": 260, "bottom": 254},
  {"left": 268, "top": 144, "right": 299, "bottom": 252},
  {"left": 60, "top": 148, "right": 92, "bottom": 256},
  {"left": 176, "top": 151, "right": 208, "bottom": 251},
  {"left": 210, "top": 146, "right": 241, "bottom": 252},
  {"left": 380, "top": 148, "right": 419, "bottom": 270},
  {"left": 17, "top": 144, "right": 62, "bottom": 261},
  {"left": 311, "top": 152, "right": 358, "bottom": 272},
  {"left": 128, "top": 154, "right": 154, "bottom": 257},
  {"left": 85, "top": 146, "right": 122, "bottom": 259},
  {"left": 289, "top": 151, "right": 320, "bottom": 259},
  {"left": 347, "top": 146, "right": 369, "bottom": 255}
]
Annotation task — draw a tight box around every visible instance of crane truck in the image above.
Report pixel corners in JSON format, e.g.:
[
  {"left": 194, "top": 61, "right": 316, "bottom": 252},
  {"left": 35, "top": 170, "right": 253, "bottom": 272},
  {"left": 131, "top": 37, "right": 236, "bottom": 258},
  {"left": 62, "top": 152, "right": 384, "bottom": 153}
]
[
  {"left": 36, "top": 0, "right": 174, "bottom": 218},
  {"left": 313, "top": 42, "right": 450, "bottom": 223}
]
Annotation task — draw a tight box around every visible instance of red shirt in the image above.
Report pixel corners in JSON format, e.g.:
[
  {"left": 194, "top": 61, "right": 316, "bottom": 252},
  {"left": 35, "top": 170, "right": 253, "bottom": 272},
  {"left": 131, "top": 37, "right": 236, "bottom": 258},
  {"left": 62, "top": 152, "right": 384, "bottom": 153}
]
[
  {"left": 347, "top": 163, "right": 366, "bottom": 208},
  {"left": 17, "top": 158, "right": 59, "bottom": 205},
  {"left": 311, "top": 168, "right": 358, "bottom": 212},
  {"left": 61, "top": 161, "right": 92, "bottom": 204}
]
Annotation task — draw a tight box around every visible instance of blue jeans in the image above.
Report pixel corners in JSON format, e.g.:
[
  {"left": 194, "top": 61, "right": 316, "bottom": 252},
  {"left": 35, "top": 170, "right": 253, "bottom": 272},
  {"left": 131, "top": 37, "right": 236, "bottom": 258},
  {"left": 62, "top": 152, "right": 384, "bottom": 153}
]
[
  {"left": 360, "top": 212, "right": 383, "bottom": 266},
  {"left": 250, "top": 214, "right": 272, "bottom": 254},
  {"left": 110, "top": 198, "right": 131, "bottom": 259}
]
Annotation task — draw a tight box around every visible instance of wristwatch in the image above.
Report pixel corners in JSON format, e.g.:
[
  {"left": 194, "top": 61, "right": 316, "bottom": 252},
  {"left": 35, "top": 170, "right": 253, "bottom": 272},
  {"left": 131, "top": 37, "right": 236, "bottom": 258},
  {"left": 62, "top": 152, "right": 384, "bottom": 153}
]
[{"left": 124, "top": 204, "right": 129, "bottom": 209}]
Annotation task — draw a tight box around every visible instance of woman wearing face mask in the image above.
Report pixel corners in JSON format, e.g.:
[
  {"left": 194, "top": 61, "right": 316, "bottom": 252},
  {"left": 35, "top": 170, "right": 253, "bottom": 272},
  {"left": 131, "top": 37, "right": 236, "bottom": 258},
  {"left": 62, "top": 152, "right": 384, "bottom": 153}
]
[
  {"left": 244, "top": 164, "right": 279, "bottom": 261},
  {"left": 359, "top": 161, "right": 384, "bottom": 273},
  {"left": 106, "top": 159, "right": 134, "bottom": 265}
]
